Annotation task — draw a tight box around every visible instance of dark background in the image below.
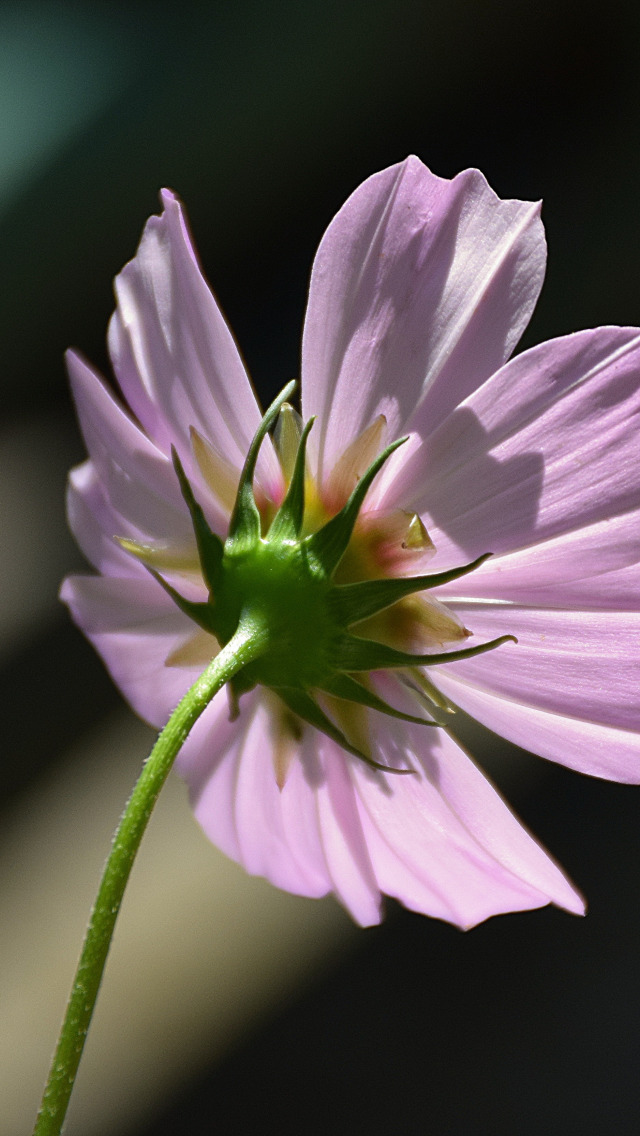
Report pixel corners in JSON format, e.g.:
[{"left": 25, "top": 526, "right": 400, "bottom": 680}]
[{"left": 4, "top": 1, "right": 640, "bottom": 1133}]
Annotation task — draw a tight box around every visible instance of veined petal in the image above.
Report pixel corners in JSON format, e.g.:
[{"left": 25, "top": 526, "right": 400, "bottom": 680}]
[
  {"left": 351, "top": 723, "right": 583, "bottom": 928},
  {"left": 175, "top": 689, "right": 259, "bottom": 863},
  {"left": 231, "top": 697, "right": 332, "bottom": 897},
  {"left": 436, "top": 674, "right": 640, "bottom": 783},
  {"left": 302, "top": 155, "right": 545, "bottom": 483},
  {"left": 67, "top": 349, "right": 199, "bottom": 544},
  {"left": 437, "top": 605, "right": 640, "bottom": 733},
  {"left": 110, "top": 189, "right": 282, "bottom": 499},
  {"left": 181, "top": 696, "right": 383, "bottom": 920},
  {"left": 108, "top": 309, "right": 173, "bottom": 452},
  {"left": 67, "top": 461, "right": 144, "bottom": 577},
  {"left": 313, "top": 734, "right": 382, "bottom": 926},
  {"left": 60, "top": 574, "right": 213, "bottom": 728},
  {"left": 434, "top": 510, "right": 640, "bottom": 610},
  {"left": 392, "top": 327, "right": 640, "bottom": 562}
]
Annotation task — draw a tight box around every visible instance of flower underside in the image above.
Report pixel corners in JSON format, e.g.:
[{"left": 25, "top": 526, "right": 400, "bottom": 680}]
[{"left": 123, "top": 383, "right": 514, "bottom": 776}]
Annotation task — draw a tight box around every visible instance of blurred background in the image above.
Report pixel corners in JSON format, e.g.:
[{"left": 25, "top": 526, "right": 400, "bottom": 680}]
[{"left": 2, "top": 1, "right": 640, "bottom": 1132}]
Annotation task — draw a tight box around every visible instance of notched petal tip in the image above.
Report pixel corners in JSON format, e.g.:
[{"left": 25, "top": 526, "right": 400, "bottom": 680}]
[{"left": 159, "top": 187, "right": 181, "bottom": 208}]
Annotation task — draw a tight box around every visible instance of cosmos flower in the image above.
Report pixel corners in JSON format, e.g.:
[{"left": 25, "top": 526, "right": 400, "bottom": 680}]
[{"left": 61, "top": 157, "right": 640, "bottom": 929}]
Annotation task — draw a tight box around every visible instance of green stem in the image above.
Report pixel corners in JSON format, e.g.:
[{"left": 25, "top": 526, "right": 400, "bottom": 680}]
[{"left": 33, "top": 622, "right": 265, "bottom": 1136}]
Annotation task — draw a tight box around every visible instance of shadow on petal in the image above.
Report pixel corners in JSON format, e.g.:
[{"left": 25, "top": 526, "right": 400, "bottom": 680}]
[{"left": 415, "top": 406, "right": 545, "bottom": 559}]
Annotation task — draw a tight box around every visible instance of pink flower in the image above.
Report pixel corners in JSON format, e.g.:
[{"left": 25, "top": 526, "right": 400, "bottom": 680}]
[{"left": 61, "top": 156, "right": 640, "bottom": 928}]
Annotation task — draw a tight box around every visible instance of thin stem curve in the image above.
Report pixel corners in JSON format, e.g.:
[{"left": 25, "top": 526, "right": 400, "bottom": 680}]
[{"left": 33, "top": 623, "right": 266, "bottom": 1136}]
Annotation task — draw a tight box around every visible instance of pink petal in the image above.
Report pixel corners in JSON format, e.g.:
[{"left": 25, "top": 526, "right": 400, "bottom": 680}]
[
  {"left": 110, "top": 189, "right": 281, "bottom": 498},
  {"left": 352, "top": 723, "right": 583, "bottom": 928},
  {"left": 182, "top": 702, "right": 382, "bottom": 922},
  {"left": 436, "top": 672, "right": 640, "bottom": 783},
  {"left": 108, "top": 307, "right": 173, "bottom": 453},
  {"left": 313, "top": 734, "right": 382, "bottom": 926},
  {"left": 227, "top": 698, "right": 332, "bottom": 897},
  {"left": 301, "top": 156, "right": 545, "bottom": 483},
  {"left": 392, "top": 327, "right": 640, "bottom": 563},
  {"left": 434, "top": 510, "right": 640, "bottom": 610},
  {"left": 60, "top": 574, "right": 208, "bottom": 728},
  {"left": 67, "top": 461, "right": 143, "bottom": 577},
  {"left": 435, "top": 605, "right": 640, "bottom": 732},
  {"left": 174, "top": 689, "right": 255, "bottom": 863},
  {"left": 67, "top": 349, "right": 199, "bottom": 544}
]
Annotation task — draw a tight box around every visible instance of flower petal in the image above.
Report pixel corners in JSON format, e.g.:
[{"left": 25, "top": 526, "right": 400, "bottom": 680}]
[
  {"left": 67, "top": 460, "right": 142, "bottom": 577},
  {"left": 230, "top": 698, "right": 333, "bottom": 897},
  {"left": 60, "top": 574, "right": 210, "bottom": 727},
  {"left": 175, "top": 689, "right": 257, "bottom": 863},
  {"left": 436, "top": 673, "right": 640, "bottom": 783},
  {"left": 313, "top": 734, "right": 382, "bottom": 926},
  {"left": 352, "top": 723, "right": 583, "bottom": 928},
  {"left": 108, "top": 307, "right": 173, "bottom": 452},
  {"left": 437, "top": 604, "right": 640, "bottom": 733},
  {"left": 180, "top": 699, "right": 382, "bottom": 922},
  {"left": 110, "top": 189, "right": 281, "bottom": 497},
  {"left": 67, "top": 349, "right": 199, "bottom": 544},
  {"left": 434, "top": 510, "right": 640, "bottom": 611},
  {"left": 302, "top": 155, "right": 545, "bottom": 482},
  {"left": 393, "top": 327, "right": 640, "bottom": 562}
]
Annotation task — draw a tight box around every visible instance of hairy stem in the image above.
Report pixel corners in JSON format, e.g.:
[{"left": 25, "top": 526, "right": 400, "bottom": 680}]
[{"left": 33, "top": 623, "right": 265, "bottom": 1136}]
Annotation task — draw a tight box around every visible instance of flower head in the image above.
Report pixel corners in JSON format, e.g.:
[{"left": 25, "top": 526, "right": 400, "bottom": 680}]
[{"left": 62, "top": 158, "right": 640, "bottom": 928}]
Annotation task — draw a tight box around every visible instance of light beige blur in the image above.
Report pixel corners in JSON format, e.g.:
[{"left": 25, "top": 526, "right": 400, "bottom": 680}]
[{"left": 1, "top": 711, "right": 354, "bottom": 1135}]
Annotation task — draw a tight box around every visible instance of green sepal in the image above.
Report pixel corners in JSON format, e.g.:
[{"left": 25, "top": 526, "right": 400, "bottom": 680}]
[
  {"left": 334, "top": 633, "right": 517, "bottom": 672},
  {"left": 267, "top": 416, "right": 315, "bottom": 543},
  {"left": 227, "top": 380, "right": 297, "bottom": 548},
  {"left": 171, "top": 447, "right": 224, "bottom": 593},
  {"left": 148, "top": 568, "right": 218, "bottom": 635},
  {"left": 329, "top": 553, "right": 492, "bottom": 626},
  {"left": 273, "top": 686, "right": 414, "bottom": 775},
  {"left": 319, "top": 671, "right": 440, "bottom": 727},
  {"left": 304, "top": 436, "right": 408, "bottom": 576}
]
